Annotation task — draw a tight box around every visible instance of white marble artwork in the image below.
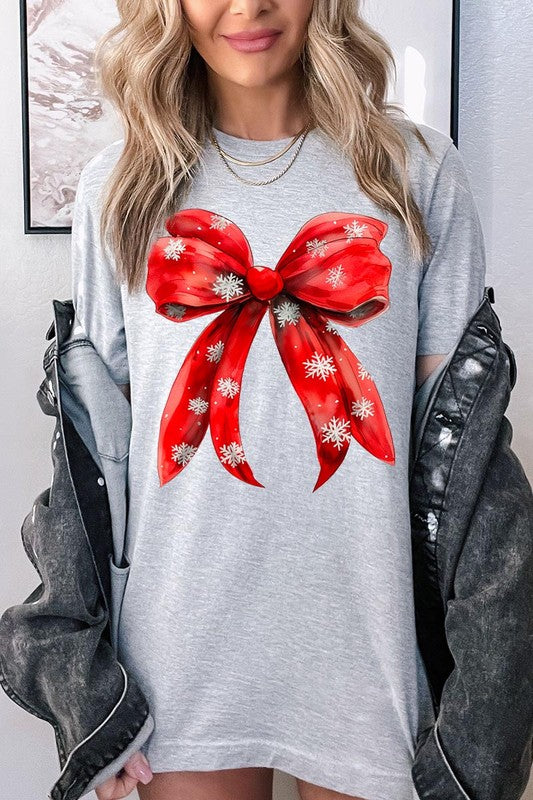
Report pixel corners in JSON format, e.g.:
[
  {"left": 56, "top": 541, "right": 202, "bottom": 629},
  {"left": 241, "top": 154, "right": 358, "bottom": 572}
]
[{"left": 25, "top": 0, "right": 121, "bottom": 228}]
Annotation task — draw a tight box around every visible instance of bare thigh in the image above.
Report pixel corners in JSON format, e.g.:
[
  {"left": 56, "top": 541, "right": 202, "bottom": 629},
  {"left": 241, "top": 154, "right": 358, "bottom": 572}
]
[
  {"left": 137, "top": 766, "right": 274, "bottom": 800},
  {"left": 295, "top": 777, "right": 368, "bottom": 800}
]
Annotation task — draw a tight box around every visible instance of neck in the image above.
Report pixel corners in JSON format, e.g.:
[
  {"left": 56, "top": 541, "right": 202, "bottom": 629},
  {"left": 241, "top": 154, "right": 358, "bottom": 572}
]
[{"left": 208, "top": 67, "right": 309, "bottom": 140}]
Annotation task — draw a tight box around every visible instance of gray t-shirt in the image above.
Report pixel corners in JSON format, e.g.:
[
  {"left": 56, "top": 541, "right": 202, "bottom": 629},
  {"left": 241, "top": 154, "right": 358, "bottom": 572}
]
[{"left": 71, "top": 120, "right": 486, "bottom": 800}]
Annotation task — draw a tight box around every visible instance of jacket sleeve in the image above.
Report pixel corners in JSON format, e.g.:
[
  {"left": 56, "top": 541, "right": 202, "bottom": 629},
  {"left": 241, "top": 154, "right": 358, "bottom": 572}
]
[{"left": 412, "top": 410, "right": 533, "bottom": 800}]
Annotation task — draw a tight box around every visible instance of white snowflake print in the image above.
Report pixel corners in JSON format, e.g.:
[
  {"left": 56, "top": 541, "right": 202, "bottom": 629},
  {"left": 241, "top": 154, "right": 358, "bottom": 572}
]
[
  {"left": 344, "top": 221, "right": 368, "bottom": 240},
  {"left": 321, "top": 416, "right": 351, "bottom": 450},
  {"left": 351, "top": 396, "right": 375, "bottom": 419},
  {"left": 273, "top": 299, "right": 301, "bottom": 327},
  {"left": 306, "top": 237, "right": 329, "bottom": 258},
  {"left": 164, "top": 303, "right": 186, "bottom": 319},
  {"left": 357, "top": 363, "right": 373, "bottom": 381},
  {"left": 324, "top": 320, "right": 340, "bottom": 335},
  {"left": 325, "top": 263, "right": 346, "bottom": 289},
  {"left": 170, "top": 442, "right": 198, "bottom": 465},
  {"left": 212, "top": 272, "right": 245, "bottom": 302},
  {"left": 206, "top": 340, "right": 224, "bottom": 363},
  {"left": 303, "top": 351, "right": 337, "bottom": 381},
  {"left": 209, "top": 213, "right": 231, "bottom": 230},
  {"left": 187, "top": 396, "right": 209, "bottom": 415},
  {"left": 217, "top": 376, "right": 240, "bottom": 398},
  {"left": 164, "top": 237, "right": 187, "bottom": 260},
  {"left": 219, "top": 441, "right": 247, "bottom": 467}
]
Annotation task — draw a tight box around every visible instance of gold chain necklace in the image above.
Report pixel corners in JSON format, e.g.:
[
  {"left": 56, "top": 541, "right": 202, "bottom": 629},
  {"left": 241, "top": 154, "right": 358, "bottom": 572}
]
[
  {"left": 209, "top": 122, "right": 312, "bottom": 187},
  {"left": 210, "top": 123, "right": 308, "bottom": 166}
]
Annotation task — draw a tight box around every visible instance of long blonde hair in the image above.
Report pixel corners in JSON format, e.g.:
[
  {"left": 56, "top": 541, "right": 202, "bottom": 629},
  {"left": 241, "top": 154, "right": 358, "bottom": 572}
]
[{"left": 95, "top": 0, "right": 435, "bottom": 293}]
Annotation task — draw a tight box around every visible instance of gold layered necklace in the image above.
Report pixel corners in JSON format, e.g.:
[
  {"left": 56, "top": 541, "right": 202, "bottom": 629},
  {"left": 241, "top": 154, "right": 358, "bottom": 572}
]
[{"left": 209, "top": 121, "right": 312, "bottom": 187}]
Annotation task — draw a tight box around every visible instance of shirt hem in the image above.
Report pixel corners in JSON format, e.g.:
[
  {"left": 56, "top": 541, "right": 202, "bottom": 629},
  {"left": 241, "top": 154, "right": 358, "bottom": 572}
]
[{"left": 141, "top": 735, "right": 417, "bottom": 800}]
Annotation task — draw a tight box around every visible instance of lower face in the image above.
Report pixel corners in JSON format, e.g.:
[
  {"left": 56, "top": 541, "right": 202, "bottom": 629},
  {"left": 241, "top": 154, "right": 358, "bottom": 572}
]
[{"left": 180, "top": 0, "right": 315, "bottom": 89}]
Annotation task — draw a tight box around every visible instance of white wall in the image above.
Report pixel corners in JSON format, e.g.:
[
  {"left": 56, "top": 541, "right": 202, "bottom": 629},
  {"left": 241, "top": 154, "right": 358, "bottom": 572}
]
[
  {"left": 460, "top": 0, "right": 533, "bottom": 476},
  {"left": 0, "top": 1, "right": 531, "bottom": 798}
]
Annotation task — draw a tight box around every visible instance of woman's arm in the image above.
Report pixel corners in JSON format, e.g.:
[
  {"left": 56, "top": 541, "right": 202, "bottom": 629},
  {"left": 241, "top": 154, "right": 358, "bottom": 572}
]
[
  {"left": 71, "top": 149, "right": 130, "bottom": 388},
  {"left": 415, "top": 353, "right": 447, "bottom": 389},
  {"left": 117, "top": 383, "right": 131, "bottom": 403}
]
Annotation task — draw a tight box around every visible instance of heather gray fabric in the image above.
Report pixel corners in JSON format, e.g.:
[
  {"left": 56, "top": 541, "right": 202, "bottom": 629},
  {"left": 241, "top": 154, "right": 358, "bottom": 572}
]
[{"left": 71, "top": 119, "right": 486, "bottom": 800}]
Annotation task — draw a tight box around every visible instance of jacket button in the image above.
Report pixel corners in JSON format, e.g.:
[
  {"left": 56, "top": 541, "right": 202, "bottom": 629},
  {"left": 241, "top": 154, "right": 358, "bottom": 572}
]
[{"left": 97, "top": 477, "right": 105, "bottom": 486}]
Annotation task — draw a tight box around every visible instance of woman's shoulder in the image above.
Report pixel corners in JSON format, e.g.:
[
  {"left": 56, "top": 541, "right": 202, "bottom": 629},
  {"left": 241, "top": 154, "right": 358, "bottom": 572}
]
[
  {"left": 391, "top": 116, "right": 461, "bottom": 212},
  {"left": 76, "top": 138, "right": 125, "bottom": 204}
]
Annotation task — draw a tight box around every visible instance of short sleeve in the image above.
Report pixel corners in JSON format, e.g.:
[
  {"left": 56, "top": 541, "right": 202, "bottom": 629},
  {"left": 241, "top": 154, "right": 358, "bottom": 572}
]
[
  {"left": 416, "top": 142, "right": 487, "bottom": 356},
  {"left": 71, "top": 160, "right": 130, "bottom": 385}
]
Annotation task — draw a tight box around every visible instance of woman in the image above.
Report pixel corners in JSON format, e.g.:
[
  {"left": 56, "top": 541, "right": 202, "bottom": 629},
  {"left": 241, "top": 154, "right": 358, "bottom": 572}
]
[{"left": 72, "top": 1, "right": 487, "bottom": 799}]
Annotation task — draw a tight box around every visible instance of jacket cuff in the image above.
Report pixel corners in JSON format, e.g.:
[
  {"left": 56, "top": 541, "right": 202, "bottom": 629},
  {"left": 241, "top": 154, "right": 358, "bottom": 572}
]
[
  {"left": 80, "top": 712, "right": 155, "bottom": 796},
  {"left": 412, "top": 721, "right": 474, "bottom": 800},
  {"left": 47, "top": 668, "right": 151, "bottom": 800}
]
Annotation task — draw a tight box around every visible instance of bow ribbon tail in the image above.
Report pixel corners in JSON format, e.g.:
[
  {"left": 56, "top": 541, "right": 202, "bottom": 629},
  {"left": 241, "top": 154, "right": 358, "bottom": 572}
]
[
  {"left": 209, "top": 299, "right": 268, "bottom": 487},
  {"left": 309, "top": 308, "right": 395, "bottom": 465},
  {"left": 158, "top": 304, "right": 242, "bottom": 486},
  {"left": 268, "top": 301, "right": 353, "bottom": 492}
]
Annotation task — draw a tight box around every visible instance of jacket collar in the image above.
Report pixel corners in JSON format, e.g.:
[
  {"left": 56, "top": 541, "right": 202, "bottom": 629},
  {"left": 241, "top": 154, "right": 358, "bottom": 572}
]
[{"left": 411, "top": 285, "right": 509, "bottom": 462}]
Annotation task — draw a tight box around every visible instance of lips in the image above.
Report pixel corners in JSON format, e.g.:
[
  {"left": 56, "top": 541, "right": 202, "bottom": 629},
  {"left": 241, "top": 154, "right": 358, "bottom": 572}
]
[{"left": 222, "top": 30, "right": 282, "bottom": 53}]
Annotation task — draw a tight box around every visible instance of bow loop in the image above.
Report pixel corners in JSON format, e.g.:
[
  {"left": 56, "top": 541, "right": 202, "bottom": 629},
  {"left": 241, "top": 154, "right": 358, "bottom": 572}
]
[
  {"left": 276, "top": 212, "right": 391, "bottom": 323},
  {"left": 147, "top": 208, "right": 255, "bottom": 324}
]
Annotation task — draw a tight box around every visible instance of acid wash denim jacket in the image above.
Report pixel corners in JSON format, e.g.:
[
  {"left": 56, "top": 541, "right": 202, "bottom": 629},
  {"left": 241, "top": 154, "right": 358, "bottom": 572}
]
[{"left": 0, "top": 285, "right": 531, "bottom": 800}]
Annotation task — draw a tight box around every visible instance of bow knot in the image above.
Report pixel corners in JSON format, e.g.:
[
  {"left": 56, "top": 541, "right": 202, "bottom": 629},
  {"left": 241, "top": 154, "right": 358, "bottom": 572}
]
[
  {"left": 146, "top": 208, "right": 396, "bottom": 491},
  {"left": 246, "top": 265, "right": 284, "bottom": 300}
]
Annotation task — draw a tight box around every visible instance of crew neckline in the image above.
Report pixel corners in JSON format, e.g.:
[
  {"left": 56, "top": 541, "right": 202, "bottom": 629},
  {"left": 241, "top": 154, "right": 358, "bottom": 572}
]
[{"left": 209, "top": 125, "right": 317, "bottom": 156}]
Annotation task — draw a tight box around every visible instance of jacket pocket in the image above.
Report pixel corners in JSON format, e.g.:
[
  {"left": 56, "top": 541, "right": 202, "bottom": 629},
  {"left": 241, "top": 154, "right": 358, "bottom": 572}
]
[{"left": 108, "top": 552, "right": 131, "bottom": 655}]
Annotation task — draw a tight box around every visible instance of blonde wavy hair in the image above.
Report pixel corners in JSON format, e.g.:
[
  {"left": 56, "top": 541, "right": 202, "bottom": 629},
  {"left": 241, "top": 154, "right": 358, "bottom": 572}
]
[{"left": 95, "top": 0, "right": 435, "bottom": 294}]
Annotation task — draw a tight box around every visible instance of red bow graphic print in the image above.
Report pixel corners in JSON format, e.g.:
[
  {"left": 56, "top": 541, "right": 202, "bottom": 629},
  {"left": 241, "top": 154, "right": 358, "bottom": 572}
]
[{"left": 146, "top": 208, "right": 395, "bottom": 492}]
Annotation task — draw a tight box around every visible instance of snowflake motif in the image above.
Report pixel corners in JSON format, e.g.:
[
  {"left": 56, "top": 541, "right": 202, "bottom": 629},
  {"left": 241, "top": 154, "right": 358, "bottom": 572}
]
[
  {"left": 164, "top": 238, "right": 187, "bottom": 260},
  {"left": 344, "top": 221, "right": 368, "bottom": 240},
  {"left": 357, "top": 363, "right": 373, "bottom": 381},
  {"left": 209, "top": 214, "right": 231, "bottom": 231},
  {"left": 219, "top": 441, "right": 247, "bottom": 467},
  {"left": 306, "top": 237, "right": 329, "bottom": 258},
  {"left": 217, "top": 376, "right": 240, "bottom": 398},
  {"left": 170, "top": 442, "right": 198, "bottom": 465},
  {"left": 321, "top": 416, "right": 351, "bottom": 450},
  {"left": 325, "top": 264, "right": 346, "bottom": 289},
  {"left": 303, "top": 351, "right": 337, "bottom": 381},
  {"left": 324, "top": 320, "right": 340, "bottom": 335},
  {"left": 206, "top": 340, "right": 224, "bottom": 363},
  {"left": 164, "top": 303, "right": 186, "bottom": 319},
  {"left": 273, "top": 300, "right": 301, "bottom": 327},
  {"left": 351, "top": 396, "right": 375, "bottom": 419},
  {"left": 212, "top": 272, "right": 245, "bottom": 302},
  {"left": 188, "top": 396, "right": 209, "bottom": 415}
]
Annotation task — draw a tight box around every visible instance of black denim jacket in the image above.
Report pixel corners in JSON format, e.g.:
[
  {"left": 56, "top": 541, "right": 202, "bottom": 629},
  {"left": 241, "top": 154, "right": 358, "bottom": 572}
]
[{"left": 0, "top": 286, "right": 531, "bottom": 800}]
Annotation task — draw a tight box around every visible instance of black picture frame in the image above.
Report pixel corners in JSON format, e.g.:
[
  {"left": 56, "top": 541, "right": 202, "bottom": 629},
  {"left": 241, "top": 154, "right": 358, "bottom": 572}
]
[
  {"left": 451, "top": 0, "right": 461, "bottom": 147},
  {"left": 19, "top": 0, "right": 461, "bottom": 235},
  {"left": 19, "top": 0, "right": 70, "bottom": 235}
]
